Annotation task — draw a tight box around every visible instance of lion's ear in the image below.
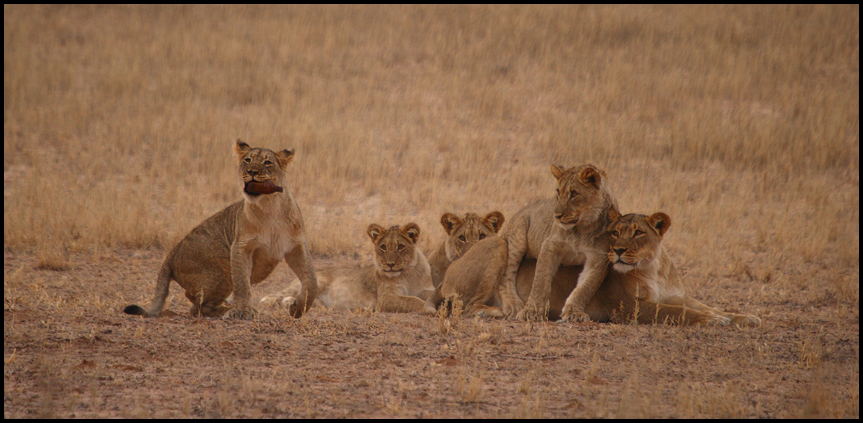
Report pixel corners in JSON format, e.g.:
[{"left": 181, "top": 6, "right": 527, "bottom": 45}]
[
  {"left": 276, "top": 148, "right": 295, "bottom": 167},
  {"left": 578, "top": 165, "right": 602, "bottom": 189},
  {"left": 401, "top": 223, "right": 421, "bottom": 244},
  {"left": 235, "top": 139, "right": 251, "bottom": 157},
  {"left": 440, "top": 213, "right": 461, "bottom": 235},
  {"left": 484, "top": 211, "right": 505, "bottom": 233},
  {"left": 646, "top": 212, "right": 671, "bottom": 236},
  {"left": 367, "top": 224, "right": 386, "bottom": 242},
  {"left": 550, "top": 164, "right": 566, "bottom": 182},
  {"left": 607, "top": 206, "right": 621, "bottom": 223}
]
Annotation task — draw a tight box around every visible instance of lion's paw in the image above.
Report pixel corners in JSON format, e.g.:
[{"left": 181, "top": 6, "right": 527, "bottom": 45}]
[
  {"left": 709, "top": 314, "right": 732, "bottom": 326},
  {"left": 515, "top": 303, "right": 546, "bottom": 321},
  {"left": 287, "top": 300, "right": 310, "bottom": 318},
  {"left": 260, "top": 294, "right": 297, "bottom": 308},
  {"left": 560, "top": 304, "right": 590, "bottom": 323},
  {"left": 502, "top": 298, "right": 525, "bottom": 319},
  {"left": 224, "top": 305, "right": 258, "bottom": 320},
  {"left": 734, "top": 314, "right": 762, "bottom": 328}
]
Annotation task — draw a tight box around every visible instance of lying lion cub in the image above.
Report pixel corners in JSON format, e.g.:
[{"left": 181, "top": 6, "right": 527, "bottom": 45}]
[
  {"left": 429, "top": 211, "right": 762, "bottom": 327},
  {"left": 261, "top": 223, "right": 434, "bottom": 313},
  {"left": 124, "top": 139, "right": 317, "bottom": 319}
]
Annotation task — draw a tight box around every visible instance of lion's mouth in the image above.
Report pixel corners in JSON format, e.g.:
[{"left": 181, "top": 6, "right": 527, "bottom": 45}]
[
  {"left": 556, "top": 214, "right": 578, "bottom": 225},
  {"left": 609, "top": 254, "right": 634, "bottom": 266},
  {"left": 244, "top": 185, "right": 261, "bottom": 197},
  {"left": 244, "top": 180, "right": 284, "bottom": 196},
  {"left": 555, "top": 218, "right": 578, "bottom": 229}
]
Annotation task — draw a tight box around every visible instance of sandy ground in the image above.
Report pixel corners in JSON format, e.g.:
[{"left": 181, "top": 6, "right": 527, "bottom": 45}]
[{"left": 3, "top": 248, "right": 858, "bottom": 418}]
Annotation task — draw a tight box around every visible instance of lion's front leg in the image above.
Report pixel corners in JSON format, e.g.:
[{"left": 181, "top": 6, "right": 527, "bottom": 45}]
[
  {"left": 516, "top": 239, "right": 564, "bottom": 321},
  {"left": 561, "top": 255, "right": 608, "bottom": 322},
  {"left": 377, "top": 294, "right": 428, "bottom": 313},
  {"left": 284, "top": 243, "right": 318, "bottom": 318},
  {"left": 499, "top": 229, "right": 528, "bottom": 317},
  {"left": 224, "top": 242, "right": 258, "bottom": 320}
]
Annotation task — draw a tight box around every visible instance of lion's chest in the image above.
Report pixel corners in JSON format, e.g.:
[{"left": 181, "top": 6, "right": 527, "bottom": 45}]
[
  {"left": 252, "top": 227, "right": 296, "bottom": 259},
  {"left": 558, "top": 247, "right": 587, "bottom": 266}
]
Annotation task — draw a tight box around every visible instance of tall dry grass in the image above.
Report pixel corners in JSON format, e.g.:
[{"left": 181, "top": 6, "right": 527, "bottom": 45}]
[{"left": 4, "top": 5, "right": 858, "bottom": 288}]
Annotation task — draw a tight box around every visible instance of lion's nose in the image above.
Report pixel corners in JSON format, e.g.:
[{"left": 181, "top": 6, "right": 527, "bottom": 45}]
[
  {"left": 386, "top": 262, "right": 396, "bottom": 269},
  {"left": 247, "top": 169, "right": 258, "bottom": 176},
  {"left": 613, "top": 248, "right": 626, "bottom": 256}
]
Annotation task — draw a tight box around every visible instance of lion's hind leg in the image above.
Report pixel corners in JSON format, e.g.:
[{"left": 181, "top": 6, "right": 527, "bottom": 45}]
[
  {"left": 665, "top": 296, "right": 762, "bottom": 327},
  {"left": 469, "top": 304, "right": 505, "bottom": 318},
  {"left": 260, "top": 279, "right": 303, "bottom": 309},
  {"left": 376, "top": 294, "right": 428, "bottom": 314},
  {"left": 635, "top": 299, "right": 730, "bottom": 326},
  {"left": 185, "top": 288, "right": 231, "bottom": 318}
]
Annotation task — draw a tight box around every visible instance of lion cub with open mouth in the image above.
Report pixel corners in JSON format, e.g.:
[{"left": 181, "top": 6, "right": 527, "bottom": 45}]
[
  {"left": 261, "top": 223, "right": 434, "bottom": 313},
  {"left": 124, "top": 139, "right": 317, "bottom": 320}
]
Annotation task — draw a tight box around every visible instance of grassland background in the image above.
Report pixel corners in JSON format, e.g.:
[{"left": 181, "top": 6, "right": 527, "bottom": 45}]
[{"left": 3, "top": 4, "right": 859, "bottom": 418}]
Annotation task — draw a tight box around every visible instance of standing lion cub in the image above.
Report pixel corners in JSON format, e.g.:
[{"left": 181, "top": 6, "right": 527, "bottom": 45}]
[
  {"left": 260, "top": 223, "right": 434, "bottom": 313},
  {"left": 124, "top": 139, "right": 317, "bottom": 319},
  {"left": 499, "top": 164, "right": 620, "bottom": 322}
]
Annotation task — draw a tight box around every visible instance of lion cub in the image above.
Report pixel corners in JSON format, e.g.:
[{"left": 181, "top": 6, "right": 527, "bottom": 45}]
[
  {"left": 516, "top": 212, "right": 762, "bottom": 326},
  {"left": 423, "top": 234, "right": 509, "bottom": 318},
  {"left": 124, "top": 139, "right": 317, "bottom": 320},
  {"left": 499, "top": 164, "right": 620, "bottom": 322},
  {"left": 427, "top": 211, "right": 505, "bottom": 288},
  {"left": 261, "top": 223, "right": 434, "bottom": 313}
]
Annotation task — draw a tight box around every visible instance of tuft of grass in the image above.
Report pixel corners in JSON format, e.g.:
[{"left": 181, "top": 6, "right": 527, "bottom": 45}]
[
  {"left": 35, "top": 249, "right": 71, "bottom": 271},
  {"left": 799, "top": 336, "right": 824, "bottom": 369}
]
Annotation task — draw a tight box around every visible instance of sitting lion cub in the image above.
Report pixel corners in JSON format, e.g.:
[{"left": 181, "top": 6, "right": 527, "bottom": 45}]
[
  {"left": 427, "top": 211, "right": 505, "bottom": 288},
  {"left": 124, "top": 139, "right": 317, "bottom": 319},
  {"left": 261, "top": 223, "right": 434, "bottom": 313}
]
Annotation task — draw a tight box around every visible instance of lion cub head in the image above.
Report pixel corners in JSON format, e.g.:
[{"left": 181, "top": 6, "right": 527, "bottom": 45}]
[
  {"left": 367, "top": 223, "right": 423, "bottom": 277},
  {"left": 440, "top": 211, "right": 505, "bottom": 262},
  {"left": 608, "top": 212, "right": 671, "bottom": 273},
  {"left": 234, "top": 139, "right": 294, "bottom": 200},
  {"left": 550, "top": 164, "right": 617, "bottom": 230}
]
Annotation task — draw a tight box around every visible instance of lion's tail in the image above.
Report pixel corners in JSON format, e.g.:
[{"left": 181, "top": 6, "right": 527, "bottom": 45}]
[{"left": 123, "top": 260, "right": 173, "bottom": 317}]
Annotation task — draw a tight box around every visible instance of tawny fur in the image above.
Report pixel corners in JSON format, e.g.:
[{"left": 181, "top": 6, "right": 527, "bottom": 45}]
[
  {"left": 123, "top": 139, "right": 317, "bottom": 320},
  {"left": 515, "top": 212, "right": 762, "bottom": 326},
  {"left": 499, "top": 164, "right": 620, "bottom": 321},
  {"left": 260, "top": 223, "right": 434, "bottom": 313},
  {"left": 427, "top": 211, "right": 504, "bottom": 288}
]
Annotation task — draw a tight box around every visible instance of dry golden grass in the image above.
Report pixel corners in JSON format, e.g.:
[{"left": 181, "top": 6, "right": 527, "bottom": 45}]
[
  {"left": 5, "top": 5, "right": 858, "bottom": 266},
  {"left": 3, "top": 4, "right": 859, "bottom": 418}
]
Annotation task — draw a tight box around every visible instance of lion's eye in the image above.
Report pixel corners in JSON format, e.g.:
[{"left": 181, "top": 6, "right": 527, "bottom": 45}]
[
  {"left": 478, "top": 233, "right": 486, "bottom": 240},
  {"left": 379, "top": 245, "right": 387, "bottom": 252},
  {"left": 397, "top": 244, "right": 405, "bottom": 251},
  {"left": 555, "top": 189, "right": 560, "bottom": 196},
  {"left": 634, "top": 230, "right": 645, "bottom": 237},
  {"left": 612, "top": 230, "right": 620, "bottom": 238},
  {"left": 243, "top": 157, "right": 251, "bottom": 163},
  {"left": 264, "top": 160, "right": 273, "bottom": 166},
  {"left": 570, "top": 191, "right": 578, "bottom": 200},
  {"left": 458, "top": 235, "right": 466, "bottom": 243}
]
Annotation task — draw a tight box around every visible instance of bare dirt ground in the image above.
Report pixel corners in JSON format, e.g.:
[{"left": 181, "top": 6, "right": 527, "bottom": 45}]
[{"left": 3, "top": 248, "right": 858, "bottom": 418}]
